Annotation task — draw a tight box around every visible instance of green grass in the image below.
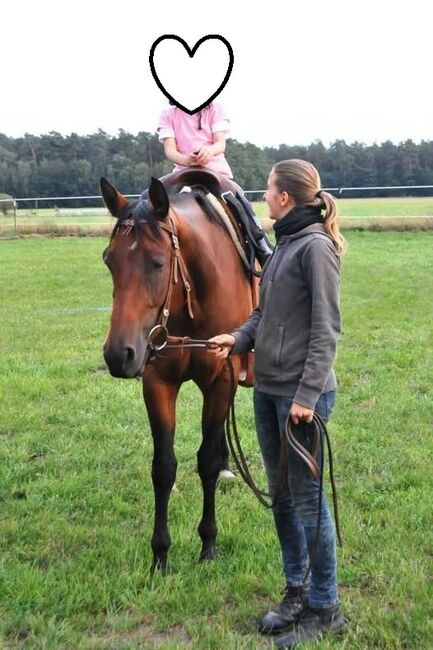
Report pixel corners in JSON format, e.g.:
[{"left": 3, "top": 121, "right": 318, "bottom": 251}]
[
  {"left": 1, "top": 234, "right": 433, "bottom": 648},
  {"left": 257, "top": 198, "right": 433, "bottom": 232},
  {"left": 337, "top": 196, "right": 433, "bottom": 217}
]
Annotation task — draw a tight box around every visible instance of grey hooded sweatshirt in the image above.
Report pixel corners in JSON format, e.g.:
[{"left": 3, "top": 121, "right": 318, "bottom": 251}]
[{"left": 231, "top": 223, "right": 341, "bottom": 409}]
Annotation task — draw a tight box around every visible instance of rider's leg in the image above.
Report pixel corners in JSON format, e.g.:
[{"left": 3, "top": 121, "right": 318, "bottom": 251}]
[{"left": 234, "top": 191, "right": 274, "bottom": 265}]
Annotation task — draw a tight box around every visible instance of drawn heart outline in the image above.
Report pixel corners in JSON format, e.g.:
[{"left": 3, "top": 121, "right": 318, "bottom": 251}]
[{"left": 149, "top": 34, "right": 234, "bottom": 115}]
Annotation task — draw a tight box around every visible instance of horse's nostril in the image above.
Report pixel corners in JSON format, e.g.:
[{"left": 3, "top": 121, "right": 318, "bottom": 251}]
[{"left": 125, "top": 346, "right": 136, "bottom": 364}]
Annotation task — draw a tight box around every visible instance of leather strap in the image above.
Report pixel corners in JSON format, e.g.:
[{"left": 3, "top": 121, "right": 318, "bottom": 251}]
[{"left": 158, "top": 208, "right": 194, "bottom": 326}]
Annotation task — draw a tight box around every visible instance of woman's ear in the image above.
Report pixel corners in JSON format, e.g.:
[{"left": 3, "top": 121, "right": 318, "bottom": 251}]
[{"left": 281, "top": 191, "right": 293, "bottom": 208}]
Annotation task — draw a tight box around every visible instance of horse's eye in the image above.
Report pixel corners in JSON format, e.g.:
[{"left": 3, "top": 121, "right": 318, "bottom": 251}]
[{"left": 151, "top": 256, "right": 165, "bottom": 269}]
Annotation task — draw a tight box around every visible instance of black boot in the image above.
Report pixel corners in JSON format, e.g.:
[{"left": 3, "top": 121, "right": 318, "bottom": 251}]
[
  {"left": 275, "top": 603, "right": 346, "bottom": 648},
  {"left": 258, "top": 584, "right": 309, "bottom": 635},
  {"left": 234, "top": 192, "right": 274, "bottom": 266},
  {"left": 255, "top": 234, "right": 273, "bottom": 266}
]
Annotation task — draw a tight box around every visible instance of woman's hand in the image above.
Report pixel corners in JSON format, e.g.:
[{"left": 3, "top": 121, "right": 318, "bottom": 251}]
[
  {"left": 290, "top": 402, "right": 314, "bottom": 425},
  {"left": 207, "top": 334, "right": 236, "bottom": 359},
  {"left": 195, "top": 146, "right": 213, "bottom": 165}
]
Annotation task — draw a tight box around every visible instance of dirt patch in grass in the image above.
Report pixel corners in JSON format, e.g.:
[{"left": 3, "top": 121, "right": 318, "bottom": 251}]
[
  {"left": 2, "top": 216, "right": 433, "bottom": 239},
  {"left": 86, "top": 619, "right": 191, "bottom": 648},
  {"left": 0, "top": 223, "right": 113, "bottom": 237},
  {"left": 340, "top": 216, "right": 433, "bottom": 231}
]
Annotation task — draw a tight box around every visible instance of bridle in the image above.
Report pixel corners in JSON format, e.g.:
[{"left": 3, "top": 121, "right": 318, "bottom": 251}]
[
  {"left": 156, "top": 210, "right": 194, "bottom": 328},
  {"left": 117, "top": 207, "right": 197, "bottom": 357},
  {"left": 146, "top": 208, "right": 224, "bottom": 357}
]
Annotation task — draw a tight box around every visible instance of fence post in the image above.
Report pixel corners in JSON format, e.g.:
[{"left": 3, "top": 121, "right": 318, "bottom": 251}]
[{"left": 13, "top": 198, "right": 17, "bottom": 233}]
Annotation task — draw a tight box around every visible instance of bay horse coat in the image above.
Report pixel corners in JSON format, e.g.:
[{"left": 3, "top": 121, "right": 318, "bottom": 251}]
[{"left": 101, "top": 173, "right": 255, "bottom": 569}]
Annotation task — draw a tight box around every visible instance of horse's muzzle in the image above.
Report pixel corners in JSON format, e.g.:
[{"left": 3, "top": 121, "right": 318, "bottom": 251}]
[{"left": 103, "top": 338, "right": 148, "bottom": 378}]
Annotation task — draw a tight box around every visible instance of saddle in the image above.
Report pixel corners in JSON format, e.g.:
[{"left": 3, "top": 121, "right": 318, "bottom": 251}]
[
  {"left": 161, "top": 170, "right": 257, "bottom": 388},
  {"left": 161, "top": 168, "right": 237, "bottom": 197},
  {"left": 161, "top": 170, "right": 264, "bottom": 275}
]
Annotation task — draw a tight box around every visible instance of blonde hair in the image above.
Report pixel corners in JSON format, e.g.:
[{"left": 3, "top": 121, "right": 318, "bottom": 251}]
[{"left": 272, "top": 159, "right": 347, "bottom": 256}]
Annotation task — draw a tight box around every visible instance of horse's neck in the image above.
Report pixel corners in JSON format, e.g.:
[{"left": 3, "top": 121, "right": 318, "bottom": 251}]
[
  {"left": 177, "top": 203, "right": 248, "bottom": 293},
  {"left": 173, "top": 203, "right": 234, "bottom": 266}
]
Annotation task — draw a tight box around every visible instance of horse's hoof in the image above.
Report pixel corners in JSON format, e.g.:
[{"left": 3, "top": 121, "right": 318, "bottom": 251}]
[
  {"left": 219, "top": 469, "right": 237, "bottom": 481},
  {"left": 199, "top": 546, "right": 218, "bottom": 562},
  {"left": 151, "top": 557, "right": 169, "bottom": 574}
]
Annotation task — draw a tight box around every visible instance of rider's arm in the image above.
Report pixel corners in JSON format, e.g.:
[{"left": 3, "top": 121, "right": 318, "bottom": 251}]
[
  {"left": 195, "top": 132, "right": 226, "bottom": 165},
  {"left": 163, "top": 138, "right": 197, "bottom": 167},
  {"left": 209, "top": 131, "right": 226, "bottom": 155}
]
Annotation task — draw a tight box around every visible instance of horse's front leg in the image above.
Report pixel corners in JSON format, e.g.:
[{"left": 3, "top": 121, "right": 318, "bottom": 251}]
[
  {"left": 143, "top": 378, "right": 180, "bottom": 571},
  {"left": 197, "top": 371, "right": 235, "bottom": 561}
]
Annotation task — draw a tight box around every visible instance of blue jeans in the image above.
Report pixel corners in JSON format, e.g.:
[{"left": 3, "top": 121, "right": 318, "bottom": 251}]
[{"left": 253, "top": 389, "right": 338, "bottom": 609}]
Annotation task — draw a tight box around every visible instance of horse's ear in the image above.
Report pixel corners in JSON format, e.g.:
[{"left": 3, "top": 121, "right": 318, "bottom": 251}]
[
  {"left": 100, "top": 177, "right": 129, "bottom": 217},
  {"left": 148, "top": 177, "right": 169, "bottom": 220}
]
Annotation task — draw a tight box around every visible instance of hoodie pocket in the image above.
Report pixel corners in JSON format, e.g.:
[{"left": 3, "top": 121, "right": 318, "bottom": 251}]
[{"left": 272, "top": 326, "right": 285, "bottom": 366}]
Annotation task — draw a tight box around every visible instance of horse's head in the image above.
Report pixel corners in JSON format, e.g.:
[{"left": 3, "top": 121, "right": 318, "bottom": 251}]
[{"left": 101, "top": 177, "right": 173, "bottom": 378}]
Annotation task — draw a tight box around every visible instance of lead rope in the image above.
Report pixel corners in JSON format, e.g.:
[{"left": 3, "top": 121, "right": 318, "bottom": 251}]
[
  {"left": 147, "top": 336, "right": 342, "bottom": 584},
  {"left": 224, "top": 356, "right": 342, "bottom": 539},
  {"left": 224, "top": 357, "right": 276, "bottom": 508},
  {"left": 225, "top": 355, "right": 343, "bottom": 585},
  {"left": 285, "top": 413, "right": 343, "bottom": 582}
]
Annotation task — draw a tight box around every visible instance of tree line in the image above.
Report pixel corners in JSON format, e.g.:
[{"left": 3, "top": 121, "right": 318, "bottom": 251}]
[{"left": 1, "top": 130, "right": 433, "bottom": 204}]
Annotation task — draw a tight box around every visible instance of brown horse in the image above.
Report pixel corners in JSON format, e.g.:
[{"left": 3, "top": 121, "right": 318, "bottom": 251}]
[{"left": 101, "top": 173, "right": 254, "bottom": 569}]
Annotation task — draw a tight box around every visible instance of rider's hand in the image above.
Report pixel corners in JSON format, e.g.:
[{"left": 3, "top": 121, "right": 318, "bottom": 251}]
[
  {"left": 182, "top": 152, "right": 199, "bottom": 166},
  {"left": 290, "top": 401, "right": 314, "bottom": 425},
  {"left": 207, "top": 334, "right": 236, "bottom": 359},
  {"left": 195, "top": 146, "right": 213, "bottom": 165}
]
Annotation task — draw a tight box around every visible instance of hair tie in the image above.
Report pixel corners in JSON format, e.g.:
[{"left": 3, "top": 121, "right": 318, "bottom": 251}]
[{"left": 316, "top": 189, "right": 323, "bottom": 198}]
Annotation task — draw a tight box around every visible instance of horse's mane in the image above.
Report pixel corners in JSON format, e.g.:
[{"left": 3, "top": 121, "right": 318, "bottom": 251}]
[
  {"left": 109, "top": 198, "right": 162, "bottom": 243},
  {"left": 188, "top": 185, "right": 227, "bottom": 229}
]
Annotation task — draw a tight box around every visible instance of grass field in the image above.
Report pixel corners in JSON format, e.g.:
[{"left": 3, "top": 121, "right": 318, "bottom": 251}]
[
  {"left": 1, "top": 197, "right": 433, "bottom": 236},
  {"left": 254, "top": 198, "right": 433, "bottom": 233},
  {"left": 1, "top": 233, "right": 433, "bottom": 648}
]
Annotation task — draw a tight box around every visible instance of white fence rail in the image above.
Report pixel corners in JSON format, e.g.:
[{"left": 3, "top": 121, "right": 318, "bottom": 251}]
[
  {"left": 1, "top": 185, "right": 433, "bottom": 232},
  {"left": 2, "top": 184, "right": 433, "bottom": 205}
]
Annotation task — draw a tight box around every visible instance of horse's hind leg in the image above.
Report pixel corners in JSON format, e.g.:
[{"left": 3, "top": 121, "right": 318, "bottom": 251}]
[
  {"left": 197, "top": 379, "right": 231, "bottom": 561},
  {"left": 143, "top": 380, "right": 180, "bottom": 571}
]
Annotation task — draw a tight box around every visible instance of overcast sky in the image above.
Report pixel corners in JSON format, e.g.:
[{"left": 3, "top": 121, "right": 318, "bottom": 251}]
[{"left": 1, "top": 0, "right": 432, "bottom": 147}]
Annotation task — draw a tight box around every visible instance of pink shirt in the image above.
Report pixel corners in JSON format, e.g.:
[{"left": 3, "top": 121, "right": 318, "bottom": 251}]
[{"left": 156, "top": 103, "right": 233, "bottom": 177}]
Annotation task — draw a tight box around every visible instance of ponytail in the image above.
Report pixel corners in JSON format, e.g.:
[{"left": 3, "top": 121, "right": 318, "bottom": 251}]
[
  {"left": 316, "top": 190, "right": 347, "bottom": 256},
  {"left": 273, "top": 159, "right": 347, "bottom": 256}
]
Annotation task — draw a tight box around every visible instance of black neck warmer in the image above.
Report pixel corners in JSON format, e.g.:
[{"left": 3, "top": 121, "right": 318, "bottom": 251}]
[{"left": 273, "top": 206, "right": 324, "bottom": 242}]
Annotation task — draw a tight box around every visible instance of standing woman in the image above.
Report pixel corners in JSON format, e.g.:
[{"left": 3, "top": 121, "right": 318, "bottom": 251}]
[{"left": 209, "top": 160, "right": 347, "bottom": 648}]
